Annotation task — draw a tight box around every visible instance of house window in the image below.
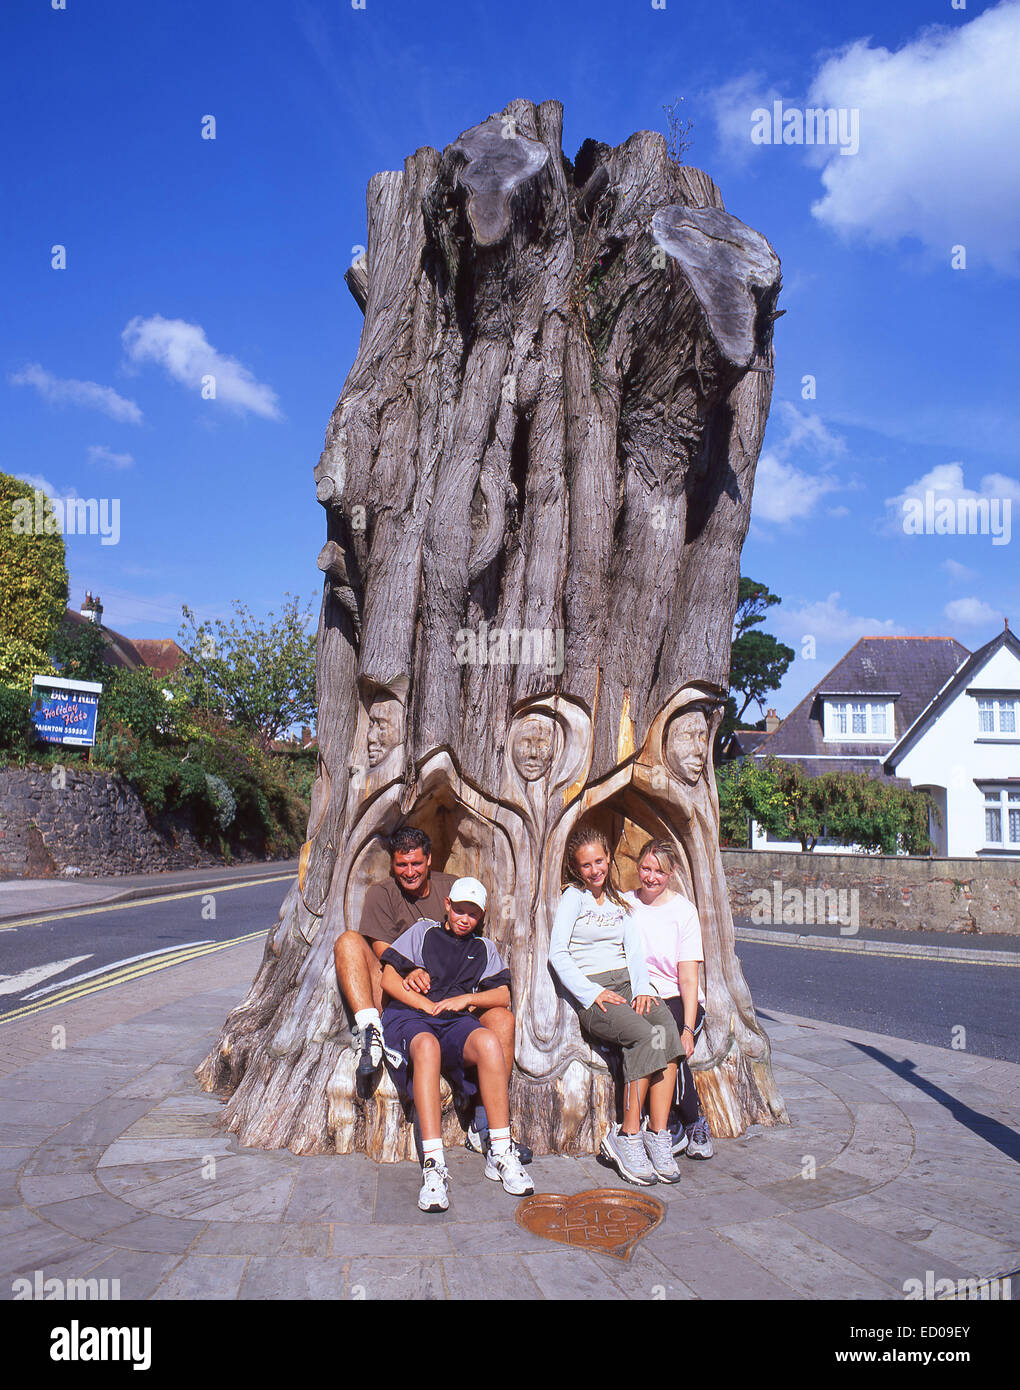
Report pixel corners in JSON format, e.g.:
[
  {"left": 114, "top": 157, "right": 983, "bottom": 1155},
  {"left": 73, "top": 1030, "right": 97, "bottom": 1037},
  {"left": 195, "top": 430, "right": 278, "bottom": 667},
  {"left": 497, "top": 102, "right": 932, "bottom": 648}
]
[
  {"left": 983, "top": 788, "right": 1020, "bottom": 848},
  {"left": 977, "top": 698, "right": 1019, "bottom": 735},
  {"left": 824, "top": 701, "right": 894, "bottom": 741}
]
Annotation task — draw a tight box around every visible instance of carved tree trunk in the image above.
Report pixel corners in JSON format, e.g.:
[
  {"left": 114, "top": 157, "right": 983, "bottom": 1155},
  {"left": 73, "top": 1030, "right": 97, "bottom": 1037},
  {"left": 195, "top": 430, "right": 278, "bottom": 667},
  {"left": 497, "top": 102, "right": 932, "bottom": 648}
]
[{"left": 197, "top": 98, "right": 788, "bottom": 1156}]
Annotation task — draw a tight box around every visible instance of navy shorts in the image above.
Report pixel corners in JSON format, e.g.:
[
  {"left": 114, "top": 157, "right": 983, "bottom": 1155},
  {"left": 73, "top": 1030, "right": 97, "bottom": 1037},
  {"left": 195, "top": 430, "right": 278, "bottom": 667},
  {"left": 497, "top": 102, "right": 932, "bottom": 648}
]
[{"left": 381, "top": 1008, "right": 484, "bottom": 1110}]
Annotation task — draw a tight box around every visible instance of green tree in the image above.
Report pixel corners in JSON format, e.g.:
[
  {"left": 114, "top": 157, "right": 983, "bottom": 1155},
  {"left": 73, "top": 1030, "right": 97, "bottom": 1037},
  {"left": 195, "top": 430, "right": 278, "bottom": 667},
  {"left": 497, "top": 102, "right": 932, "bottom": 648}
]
[
  {"left": 716, "top": 756, "right": 935, "bottom": 854},
  {"left": 51, "top": 619, "right": 109, "bottom": 681},
  {"left": 173, "top": 595, "right": 317, "bottom": 750},
  {"left": 728, "top": 577, "right": 795, "bottom": 724},
  {"left": 0, "top": 472, "right": 68, "bottom": 688}
]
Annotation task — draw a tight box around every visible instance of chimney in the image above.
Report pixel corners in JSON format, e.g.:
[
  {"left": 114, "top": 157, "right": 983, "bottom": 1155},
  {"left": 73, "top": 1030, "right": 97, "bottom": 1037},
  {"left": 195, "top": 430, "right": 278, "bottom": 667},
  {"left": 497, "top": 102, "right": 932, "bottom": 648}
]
[
  {"left": 301, "top": 727, "right": 312, "bottom": 747},
  {"left": 765, "top": 708, "right": 781, "bottom": 733},
  {"left": 81, "top": 592, "right": 104, "bottom": 625}
]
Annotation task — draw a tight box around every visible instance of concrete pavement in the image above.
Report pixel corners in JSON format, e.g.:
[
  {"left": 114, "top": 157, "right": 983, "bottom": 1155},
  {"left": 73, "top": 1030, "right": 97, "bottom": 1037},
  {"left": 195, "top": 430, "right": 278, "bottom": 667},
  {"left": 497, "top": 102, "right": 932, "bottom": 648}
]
[{"left": 0, "top": 932, "right": 1017, "bottom": 1300}]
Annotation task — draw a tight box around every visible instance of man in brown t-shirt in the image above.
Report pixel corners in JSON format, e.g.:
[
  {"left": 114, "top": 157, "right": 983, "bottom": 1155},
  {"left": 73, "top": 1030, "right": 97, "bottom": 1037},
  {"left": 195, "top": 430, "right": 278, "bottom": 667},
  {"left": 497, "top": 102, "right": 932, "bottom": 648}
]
[{"left": 333, "top": 824, "right": 530, "bottom": 1160}]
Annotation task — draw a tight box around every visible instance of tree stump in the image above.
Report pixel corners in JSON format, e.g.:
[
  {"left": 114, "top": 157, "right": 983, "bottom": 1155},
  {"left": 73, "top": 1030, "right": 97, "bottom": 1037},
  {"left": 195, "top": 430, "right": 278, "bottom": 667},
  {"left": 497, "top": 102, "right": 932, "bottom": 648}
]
[{"left": 197, "top": 98, "right": 789, "bottom": 1156}]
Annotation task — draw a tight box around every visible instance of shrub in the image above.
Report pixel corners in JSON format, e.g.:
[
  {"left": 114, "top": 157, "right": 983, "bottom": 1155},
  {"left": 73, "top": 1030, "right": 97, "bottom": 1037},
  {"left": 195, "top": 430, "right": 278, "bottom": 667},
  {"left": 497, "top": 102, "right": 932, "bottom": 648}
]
[
  {"left": 100, "top": 668, "right": 178, "bottom": 743},
  {"left": 0, "top": 636, "right": 57, "bottom": 691},
  {"left": 0, "top": 685, "right": 31, "bottom": 750}
]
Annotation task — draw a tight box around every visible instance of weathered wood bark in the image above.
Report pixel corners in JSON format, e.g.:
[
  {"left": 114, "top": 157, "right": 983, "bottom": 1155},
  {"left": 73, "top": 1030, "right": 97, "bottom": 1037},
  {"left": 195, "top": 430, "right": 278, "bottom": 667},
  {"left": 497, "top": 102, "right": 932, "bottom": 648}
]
[{"left": 197, "top": 98, "right": 788, "bottom": 1156}]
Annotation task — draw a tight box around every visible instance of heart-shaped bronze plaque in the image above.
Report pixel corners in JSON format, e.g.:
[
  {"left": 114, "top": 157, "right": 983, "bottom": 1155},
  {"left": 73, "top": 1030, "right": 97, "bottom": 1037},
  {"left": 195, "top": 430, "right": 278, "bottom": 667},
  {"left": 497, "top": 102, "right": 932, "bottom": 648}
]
[{"left": 516, "top": 1188, "right": 665, "bottom": 1261}]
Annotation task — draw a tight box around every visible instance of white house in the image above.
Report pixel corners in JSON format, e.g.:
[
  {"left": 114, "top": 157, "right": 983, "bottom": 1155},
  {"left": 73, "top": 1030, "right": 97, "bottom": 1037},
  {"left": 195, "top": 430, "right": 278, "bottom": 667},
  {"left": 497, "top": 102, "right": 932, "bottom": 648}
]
[
  {"left": 741, "top": 626, "right": 1019, "bottom": 857},
  {"left": 884, "top": 623, "right": 1020, "bottom": 858}
]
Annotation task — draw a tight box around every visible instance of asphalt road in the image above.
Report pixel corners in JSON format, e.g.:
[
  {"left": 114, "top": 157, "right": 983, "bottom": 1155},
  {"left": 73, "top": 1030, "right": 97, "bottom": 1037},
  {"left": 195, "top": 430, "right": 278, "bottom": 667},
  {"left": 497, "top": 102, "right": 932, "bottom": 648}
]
[
  {"left": 0, "top": 878, "right": 1016, "bottom": 1063},
  {"left": 736, "top": 940, "right": 1018, "bottom": 1064},
  {"left": 0, "top": 875, "right": 292, "bottom": 1027}
]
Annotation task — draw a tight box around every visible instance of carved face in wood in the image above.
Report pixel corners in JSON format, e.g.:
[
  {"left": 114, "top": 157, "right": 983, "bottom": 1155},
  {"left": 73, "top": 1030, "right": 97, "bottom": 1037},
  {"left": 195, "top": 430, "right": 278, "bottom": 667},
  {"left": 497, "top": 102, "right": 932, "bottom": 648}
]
[
  {"left": 664, "top": 709, "right": 710, "bottom": 785},
  {"left": 366, "top": 698, "right": 404, "bottom": 767},
  {"left": 511, "top": 714, "right": 555, "bottom": 782}
]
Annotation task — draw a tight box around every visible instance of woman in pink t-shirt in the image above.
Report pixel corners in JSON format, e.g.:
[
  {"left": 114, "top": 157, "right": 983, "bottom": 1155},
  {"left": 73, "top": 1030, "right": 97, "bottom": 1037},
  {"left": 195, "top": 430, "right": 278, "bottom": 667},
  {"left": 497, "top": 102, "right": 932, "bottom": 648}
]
[{"left": 622, "top": 839, "right": 714, "bottom": 1159}]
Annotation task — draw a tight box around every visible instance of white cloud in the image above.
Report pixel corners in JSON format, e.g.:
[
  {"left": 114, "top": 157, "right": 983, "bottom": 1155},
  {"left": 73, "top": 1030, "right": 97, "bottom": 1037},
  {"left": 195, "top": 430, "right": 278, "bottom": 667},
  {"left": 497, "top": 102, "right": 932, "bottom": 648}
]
[
  {"left": 122, "top": 315, "right": 283, "bottom": 420},
  {"left": 807, "top": 1, "right": 1020, "bottom": 272},
  {"left": 87, "top": 445, "right": 134, "bottom": 470},
  {"left": 752, "top": 452, "right": 842, "bottom": 524},
  {"left": 9, "top": 364, "right": 142, "bottom": 424},
  {"left": 14, "top": 472, "right": 67, "bottom": 500},
  {"left": 751, "top": 402, "right": 847, "bottom": 525},
  {"left": 773, "top": 591, "right": 902, "bottom": 646},
  {"left": 945, "top": 596, "right": 1001, "bottom": 628},
  {"left": 942, "top": 558, "right": 976, "bottom": 582},
  {"left": 707, "top": 71, "right": 780, "bottom": 165}
]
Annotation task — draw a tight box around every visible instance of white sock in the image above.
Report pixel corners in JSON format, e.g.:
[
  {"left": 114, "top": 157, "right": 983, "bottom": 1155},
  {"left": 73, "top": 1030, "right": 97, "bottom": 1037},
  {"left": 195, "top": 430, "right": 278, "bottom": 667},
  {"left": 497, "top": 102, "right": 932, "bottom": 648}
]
[
  {"left": 489, "top": 1126, "right": 511, "bottom": 1156},
  {"left": 422, "top": 1139, "right": 445, "bottom": 1167},
  {"left": 354, "top": 1008, "right": 380, "bottom": 1030}
]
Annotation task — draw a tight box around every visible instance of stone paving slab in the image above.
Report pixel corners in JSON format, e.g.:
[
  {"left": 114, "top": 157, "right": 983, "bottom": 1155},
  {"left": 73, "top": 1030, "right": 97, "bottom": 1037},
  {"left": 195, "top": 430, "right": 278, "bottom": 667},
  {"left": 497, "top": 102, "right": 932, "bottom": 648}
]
[
  {"left": 239, "top": 1255, "right": 351, "bottom": 1300},
  {"left": 151, "top": 1254, "right": 248, "bottom": 1301},
  {"left": 1, "top": 953, "right": 1018, "bottom": 1300}
]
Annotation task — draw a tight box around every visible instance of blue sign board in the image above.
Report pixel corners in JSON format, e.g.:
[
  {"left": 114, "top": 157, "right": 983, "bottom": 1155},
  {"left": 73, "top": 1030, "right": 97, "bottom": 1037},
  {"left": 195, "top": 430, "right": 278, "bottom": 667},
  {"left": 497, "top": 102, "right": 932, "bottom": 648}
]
[{"left": 31, "top": 678, "right": 103, "bottom": 748}]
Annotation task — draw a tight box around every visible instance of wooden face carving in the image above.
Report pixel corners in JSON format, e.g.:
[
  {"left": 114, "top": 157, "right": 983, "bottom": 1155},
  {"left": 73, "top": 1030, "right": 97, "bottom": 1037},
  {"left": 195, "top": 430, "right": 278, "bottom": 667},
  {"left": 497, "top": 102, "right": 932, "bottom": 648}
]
[
  {"left": 511, "top": 714, "right": 555, "bottom": 782},
  {"left": 664, "top": 709, "right": 710, "bottom": 785},
  {"left": 366, "top": 697, "right": 404, "bottom": 767}
]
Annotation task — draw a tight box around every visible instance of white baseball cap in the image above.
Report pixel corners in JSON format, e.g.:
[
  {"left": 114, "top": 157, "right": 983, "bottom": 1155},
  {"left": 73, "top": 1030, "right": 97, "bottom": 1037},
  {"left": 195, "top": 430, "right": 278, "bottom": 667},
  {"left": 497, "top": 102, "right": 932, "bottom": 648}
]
[{"left": 447, "top": 877, "right": 487, "bottom": 911}]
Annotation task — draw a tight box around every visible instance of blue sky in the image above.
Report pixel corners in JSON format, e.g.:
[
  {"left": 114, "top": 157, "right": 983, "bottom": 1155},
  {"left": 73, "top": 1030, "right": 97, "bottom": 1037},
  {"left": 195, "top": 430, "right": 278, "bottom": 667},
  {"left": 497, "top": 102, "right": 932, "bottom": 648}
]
[{"left": 3, "top": 0, "right": 1018, "bottom": 721}]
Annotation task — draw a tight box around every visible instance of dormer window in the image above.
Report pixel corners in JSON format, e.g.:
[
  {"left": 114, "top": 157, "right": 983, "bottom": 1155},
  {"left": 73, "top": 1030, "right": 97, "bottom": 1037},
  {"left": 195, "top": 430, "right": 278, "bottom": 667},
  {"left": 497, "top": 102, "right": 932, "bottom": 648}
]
[
  {"left": 977, "top": 698, "right": 1017, "bottom": 735},
  {"left": 824, "top": 699, "right": 894, "bottom": 741}
]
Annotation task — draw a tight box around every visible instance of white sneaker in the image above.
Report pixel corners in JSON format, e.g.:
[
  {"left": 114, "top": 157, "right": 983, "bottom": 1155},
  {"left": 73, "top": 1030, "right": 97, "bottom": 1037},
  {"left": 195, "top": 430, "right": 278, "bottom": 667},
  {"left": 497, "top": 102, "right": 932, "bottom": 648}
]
[
  {"left": 417, "top": 1158, "right": 450, "bottom": 1212},
  {"left": 484, "top": 1147, "right": 535, "bottom": 1196}
]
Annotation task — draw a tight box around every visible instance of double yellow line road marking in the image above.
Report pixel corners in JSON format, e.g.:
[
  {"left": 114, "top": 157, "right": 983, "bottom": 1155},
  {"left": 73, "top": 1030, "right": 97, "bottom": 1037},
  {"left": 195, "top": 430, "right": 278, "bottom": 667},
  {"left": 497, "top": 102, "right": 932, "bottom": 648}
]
[
  {"left": 0, "top": 928, "right": 267, "bottom": 1026},
  {"left": 0, "top": 874, "right": 293, "bottom": 1024}
]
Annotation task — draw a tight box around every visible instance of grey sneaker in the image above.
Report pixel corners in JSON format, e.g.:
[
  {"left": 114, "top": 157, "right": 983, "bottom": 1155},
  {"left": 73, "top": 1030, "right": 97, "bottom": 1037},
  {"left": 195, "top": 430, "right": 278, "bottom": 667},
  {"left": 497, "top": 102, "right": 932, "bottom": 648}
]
[
  {"left": 600, "top": 1126, "right": 658, "bottom": 1186},
  {"left": 642, "top": 1127, "right": 682, "bottom": 1183},
  {"left": 685, "top": 1116, "right": 714, "bottom": 1159}
]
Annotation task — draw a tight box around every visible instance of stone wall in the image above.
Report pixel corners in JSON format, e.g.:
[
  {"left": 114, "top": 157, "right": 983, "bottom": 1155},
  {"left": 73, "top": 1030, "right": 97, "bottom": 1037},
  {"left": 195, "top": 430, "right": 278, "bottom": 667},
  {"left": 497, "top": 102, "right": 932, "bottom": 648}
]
[
  {"left": 0, "top": 765, "right": 265, "bottom": 878},
  {"left": 722, "top": 848, "right": 1020, "bottom": 936}
]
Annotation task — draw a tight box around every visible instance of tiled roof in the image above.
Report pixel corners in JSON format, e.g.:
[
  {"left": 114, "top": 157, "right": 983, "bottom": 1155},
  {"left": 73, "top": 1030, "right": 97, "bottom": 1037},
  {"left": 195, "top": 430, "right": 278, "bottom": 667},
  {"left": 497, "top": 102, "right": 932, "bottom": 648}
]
[
  {"left": 127, "top": 638, "right": 184, "bottom": 677},
  {"left": 754, "top": 636, "right": 970, "bottom": 775},
  {"left": 724, "top": 729, "right": 771, "bottom": 757},
  {"left": 60, "top": 609, "right": 185, "bottom": 676}
]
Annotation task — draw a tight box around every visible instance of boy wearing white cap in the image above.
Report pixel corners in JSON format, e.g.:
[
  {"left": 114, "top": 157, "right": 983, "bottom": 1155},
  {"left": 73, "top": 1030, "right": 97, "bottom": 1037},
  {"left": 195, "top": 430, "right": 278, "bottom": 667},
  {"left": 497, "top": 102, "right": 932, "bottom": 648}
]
[{"left": 379, "top": 877, "right": 535, "bottom": 1213}]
